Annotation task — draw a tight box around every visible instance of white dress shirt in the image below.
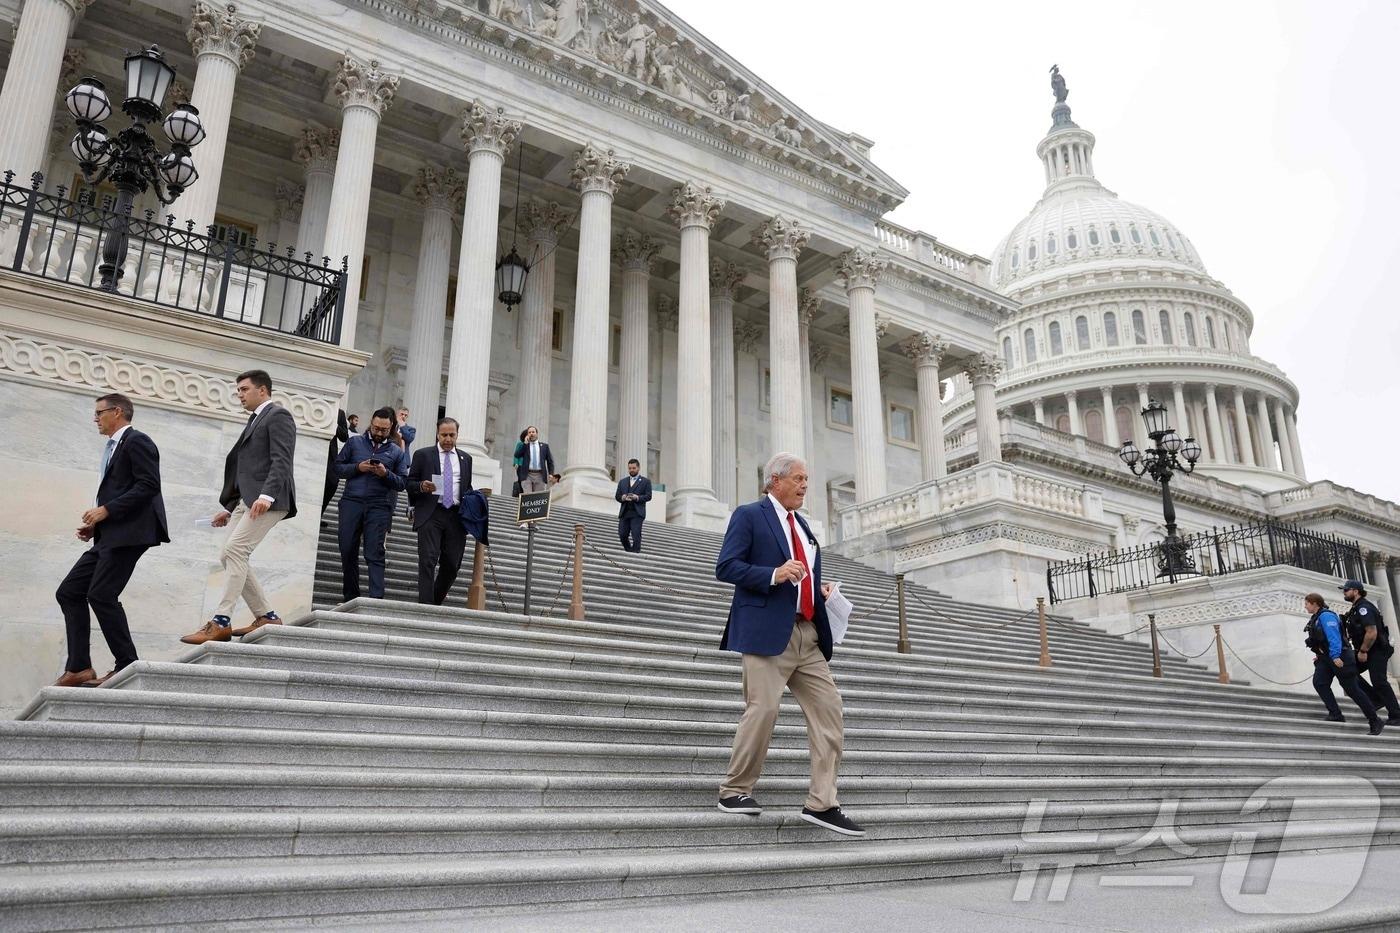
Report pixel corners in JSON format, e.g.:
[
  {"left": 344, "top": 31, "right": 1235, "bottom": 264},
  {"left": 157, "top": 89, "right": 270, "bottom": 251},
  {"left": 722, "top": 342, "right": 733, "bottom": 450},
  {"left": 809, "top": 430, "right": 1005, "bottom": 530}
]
[{"left": 767, "top": 493, "right": 816, "bottom": 587}]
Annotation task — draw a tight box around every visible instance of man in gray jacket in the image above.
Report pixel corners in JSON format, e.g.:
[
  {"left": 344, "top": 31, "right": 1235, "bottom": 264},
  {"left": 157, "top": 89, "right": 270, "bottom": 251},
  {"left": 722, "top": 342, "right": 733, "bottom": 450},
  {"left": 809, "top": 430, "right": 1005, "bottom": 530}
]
[{"left": 181, "top": 369, "right": 298, "bottom": 645}]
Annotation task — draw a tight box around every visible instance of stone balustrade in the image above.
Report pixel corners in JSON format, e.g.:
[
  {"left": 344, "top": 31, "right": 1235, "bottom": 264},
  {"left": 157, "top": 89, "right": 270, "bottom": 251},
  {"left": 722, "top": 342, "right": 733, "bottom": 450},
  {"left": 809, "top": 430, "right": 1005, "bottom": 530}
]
[{"left": 875, "top": 219, "right": 989, "bottom": 285}]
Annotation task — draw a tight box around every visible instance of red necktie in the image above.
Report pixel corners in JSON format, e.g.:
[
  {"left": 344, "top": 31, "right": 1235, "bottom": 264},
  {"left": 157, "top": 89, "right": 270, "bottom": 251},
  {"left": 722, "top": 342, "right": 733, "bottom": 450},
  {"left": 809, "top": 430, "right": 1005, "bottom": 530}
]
[{"left": 787, "top": 511, "right": 814, "bottom": 621}]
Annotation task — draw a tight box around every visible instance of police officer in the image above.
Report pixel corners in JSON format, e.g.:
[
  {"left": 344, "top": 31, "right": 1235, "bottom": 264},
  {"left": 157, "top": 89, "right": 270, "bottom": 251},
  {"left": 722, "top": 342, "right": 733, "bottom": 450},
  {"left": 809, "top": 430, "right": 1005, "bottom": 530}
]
[
  {"left": 1304, "top": 592, "right": 1384, "bottom": 734},
  {"left": 1341, "top": 580, "right": 1400, "bottom": 724}
]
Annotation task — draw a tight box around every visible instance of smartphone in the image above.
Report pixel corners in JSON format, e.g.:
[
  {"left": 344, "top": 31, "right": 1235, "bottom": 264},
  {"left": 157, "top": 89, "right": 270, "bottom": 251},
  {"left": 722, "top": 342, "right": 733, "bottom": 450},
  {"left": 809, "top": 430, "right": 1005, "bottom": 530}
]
[{"left": 368, "top": 458, "right": 382, "bottom": 466}]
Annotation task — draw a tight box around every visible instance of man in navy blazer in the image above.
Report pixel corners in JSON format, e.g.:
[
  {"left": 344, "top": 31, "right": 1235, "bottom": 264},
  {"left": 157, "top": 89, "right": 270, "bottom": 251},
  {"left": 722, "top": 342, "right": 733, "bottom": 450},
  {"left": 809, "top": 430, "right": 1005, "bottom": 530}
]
[
  {"left": 54, "top": 393, "right": 169, "bottom": 687},
  {"left": 714, "top": 452, "right": 863, "bottom": 837},
  {"left": 614, "top": 458, "right": 652, "bottom": 552},
  {"left": 407, "top": 417, "right": 474, "bottom": 605}
]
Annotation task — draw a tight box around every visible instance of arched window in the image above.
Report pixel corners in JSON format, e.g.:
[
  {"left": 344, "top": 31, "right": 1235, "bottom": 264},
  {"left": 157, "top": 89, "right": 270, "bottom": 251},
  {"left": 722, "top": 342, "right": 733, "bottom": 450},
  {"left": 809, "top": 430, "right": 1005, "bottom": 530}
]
[
  {"left": 1048, "top": 321, "right": 1064, "bottom": 356},
  {"left": 1011, "top": 247, "right": 1020, "bottom": 270},
  {"left": 1084, "top": 409, "right": 1104, "bottom": 443},
  {"left": 1205, "top": 316, "right": 1217, "bottom": 348},
  {"left": 1001, "top": 336, "right": 1013, "bottom": 366},
  {"left": 1166, "top": 229, "right": 1179, "bottom": 250},
  {"left": 1046, "top": 233, "right": 1058, "bottom": 255},
  {"left": 1103, "top": 311, "right": 1119, "bottom": 347},
  {"left": 1088, "top": 226, "right": 1100, "bottom": 246},
  {"left": 1075, "top": 315, "right": 1090, "bottom": 350},
  {"left": 1054, "top": 413, "right": 1071, "bottom": 433},
  {"left": 1131, "top": 309, "right": 1147, "bottom": 345},
  {"left": 1110, "top": 225, "right": 1122, "bottom": 244},
  {"left": 1221, "top": 322, "right": 1232, "bottom": 351},
  {"left": 1066, "top": 229, "right": 1078, "bottom": 249},
  {"left": 1023, "top": 328, "right": 1037, "bottom": 363},
  {"left": 1115, "top": 407, "right": 1134, "bottom": 445},
  {"left": 1149, "top": 228, "right": 1161, "bottom": 247},
  {"left": 1159, "top": 309, "right": 1173, "bottom": 344},
  {"left": 1184, "top": 312, "right": 1197, "bottom": 346},
  {"left": 1130, "top": 225, "right": 1142, "bottom": 245},
  {"left": 1028, "top": 241, "right": 1038, "bottom": 261}
]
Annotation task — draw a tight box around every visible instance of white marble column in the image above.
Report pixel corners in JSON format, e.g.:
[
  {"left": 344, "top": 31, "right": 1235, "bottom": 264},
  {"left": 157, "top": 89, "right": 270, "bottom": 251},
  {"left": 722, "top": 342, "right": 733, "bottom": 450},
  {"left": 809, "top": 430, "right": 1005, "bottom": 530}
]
[
  {"left": 515, "top": 201, "right": 572, "bottom": 436},
  {"left": 1231, "top": 386, "right": 1256, "bottom": 467},
  {"left": 754, "top": 217, "right": 809, "bottom": 459},
  {"left": 1066, "top": 390, "right": 1083, "bottom": 437},
  {"left": 1134, "top": 383, "right": 1151, "bottom": 452},
  {"left": 711, "top": 260, "right": 745, "bottom": 510},
  {"left": 178, "top": 1, "right": 259, "bottom": 233},
  {"left": 666, "top": 182, "right": 726, "bottom": 527},
  {"left": 402, "top": 166, "right": 464, "bottom": 431},
  {"left": 1171, "top": 382, "right": 1189, "bottom": 440},
  {"left": 0, "top": 0, "right": 93, "bottom": 178},
  {"left": 966, "top": 353, "right": 1004, "bottom": 464},
  {"left": 1285, "top": 407, "right": 1307, "bottom": 480},
  {"left": 1368, "top": 552, "right": 1398, "bottom": 626},
  {"left": 443, "top": 101, "right": 520, "bottom": 484},
  {"left": 902, "top": 332, "right": 949, "bottom": 481},
  {"left": 293, "top": 126, "right": 338, "bottom": 260},
  {"left": 1033, "top": 399, "right": 1046, "bottom": 426},
  {"left": 1204, "top": 384, "right": 1227, "bottom": 463},
  {"left": 838, "top": 247, "right": 889, "bottom": 502},
  {"left": 268, "top": 180, "right": 303, "bottom": 329},
  {"left": 613, "top": 229, "right": 658, "bottom": 476},
  {"left": 1100, "top": 386, "right": 1119, "bottom": 447},
  {"left": 798, "top": 288, "right": 820, "bottom": 467},
  {"left": 1254, "top": 392, "right": 1278, "bottom": 470},
  {"left": 320, "top": 55, "right": 398, "bottom": 348},
  {"left": 1270, "top": 398, "right": 1296, "bottom": 475},
  {"left": 560, "top": 144, "right": 629, "bottom": 502}
]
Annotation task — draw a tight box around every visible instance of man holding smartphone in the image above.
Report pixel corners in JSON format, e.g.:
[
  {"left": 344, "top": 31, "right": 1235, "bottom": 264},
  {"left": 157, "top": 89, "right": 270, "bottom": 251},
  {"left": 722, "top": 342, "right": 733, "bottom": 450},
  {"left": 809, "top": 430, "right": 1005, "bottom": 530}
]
[{"left": 331, "top": 406, "right": 408, "bottom": 602}]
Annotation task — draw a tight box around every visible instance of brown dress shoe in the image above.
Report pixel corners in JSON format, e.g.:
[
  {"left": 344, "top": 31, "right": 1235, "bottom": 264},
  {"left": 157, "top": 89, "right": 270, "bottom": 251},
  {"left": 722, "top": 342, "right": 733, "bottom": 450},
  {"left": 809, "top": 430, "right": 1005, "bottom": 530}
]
[
  {"left": 53, "top": 668, "right": 97, "bottom": 688},
  {"left": 180, "top": 621, "right": 233, "bottom": 645},
  {"left": 81, "top": 670, "right": 116, "bottom": 687},
  {"left": 231, "top": 614, "right": 282, "bottom": 637}
]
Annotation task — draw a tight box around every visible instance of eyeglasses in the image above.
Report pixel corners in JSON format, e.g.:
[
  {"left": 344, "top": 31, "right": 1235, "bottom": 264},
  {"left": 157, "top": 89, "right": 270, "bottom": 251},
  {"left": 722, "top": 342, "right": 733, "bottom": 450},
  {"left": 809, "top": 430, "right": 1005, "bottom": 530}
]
[{"left": 93, "top": 407, "right": 119, "bottom": 417}]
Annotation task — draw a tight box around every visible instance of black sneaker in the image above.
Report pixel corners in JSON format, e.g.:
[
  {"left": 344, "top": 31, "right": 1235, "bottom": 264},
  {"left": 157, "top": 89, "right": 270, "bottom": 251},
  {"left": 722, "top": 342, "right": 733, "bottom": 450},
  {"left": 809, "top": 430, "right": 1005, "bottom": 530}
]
[
  {"left": 1387, "top": 716, "right": 1400, "bottom": 726},
  {"left": 1325, "top": 713, "right": 1346, "bottom": 723},
  {"left": 801, "top": 806, "right": 866, "bottom": 837},
  {"left": 717, "top": 794, "right": 761, "bottom": 815},
  {"left": 1370, "top": 720, "right": 1386, "bottom": 736}
]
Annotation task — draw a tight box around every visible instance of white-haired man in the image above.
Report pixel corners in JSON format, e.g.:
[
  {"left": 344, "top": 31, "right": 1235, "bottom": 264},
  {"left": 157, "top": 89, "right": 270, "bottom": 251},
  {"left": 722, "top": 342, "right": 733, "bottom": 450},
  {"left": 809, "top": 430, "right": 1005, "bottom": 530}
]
[{"left": 713, "top": 452, "right": 862, "bottom": 836}]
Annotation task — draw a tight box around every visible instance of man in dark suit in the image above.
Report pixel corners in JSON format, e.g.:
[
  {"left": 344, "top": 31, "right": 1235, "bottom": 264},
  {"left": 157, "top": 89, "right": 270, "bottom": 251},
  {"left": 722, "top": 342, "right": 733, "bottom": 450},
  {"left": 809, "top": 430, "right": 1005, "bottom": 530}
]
[
  {"left": 514, "top": 425, "right": 554, "bottom": 494},
  {"left": 714, "top": 452, "right": 862, "bottom": 837},
  {"left": 333, "top": 406, "right": 409, "bottom": 602},
  {"left": 54, "top": 393, "right": 170, "bottom": 687},
  {"left": 181, "top": 369, "right": 297, "bottom": 645},
  {"left": 407, "top": 417, "right": 474, "bottom": 605},
  {"left": 614, "top": 458, "right": 652, "bottom": 553}
]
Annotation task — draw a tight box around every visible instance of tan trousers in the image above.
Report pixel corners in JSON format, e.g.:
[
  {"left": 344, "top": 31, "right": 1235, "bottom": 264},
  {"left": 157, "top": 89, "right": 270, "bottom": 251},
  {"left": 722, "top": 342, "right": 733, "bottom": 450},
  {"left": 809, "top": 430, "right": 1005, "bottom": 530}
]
[
  {"left": 521, "top": 471, "right": 549, "bottom": 493},
  {"left": 215, "top": 502, "right": 286, "bottom": 618},
  {"left": 720, "top": 620, "right": 844, "bottom": 811}
]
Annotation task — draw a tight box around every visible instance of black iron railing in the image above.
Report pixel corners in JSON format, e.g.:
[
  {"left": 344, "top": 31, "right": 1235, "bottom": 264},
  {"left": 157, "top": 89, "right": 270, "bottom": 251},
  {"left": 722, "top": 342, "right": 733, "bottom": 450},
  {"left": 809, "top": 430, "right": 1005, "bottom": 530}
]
[
  {"left": 0, "top": 170, "right": 345, "bottom": 343},
  {"left": 1047, "top": 519, "right": 1365, "bottom": 604}
]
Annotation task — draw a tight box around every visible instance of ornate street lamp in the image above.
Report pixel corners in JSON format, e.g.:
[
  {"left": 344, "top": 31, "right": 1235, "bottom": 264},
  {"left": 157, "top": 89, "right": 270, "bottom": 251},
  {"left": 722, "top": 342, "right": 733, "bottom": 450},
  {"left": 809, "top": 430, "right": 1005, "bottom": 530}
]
[
  {"left": 495, "top": 139, "right": 530, "bottom": 308},
  {"left": 1119, "top": 399, "right": 1202, "bottom": 579},
  {"left": 66, "top": 46, "right": 205, "bottom": 291}
]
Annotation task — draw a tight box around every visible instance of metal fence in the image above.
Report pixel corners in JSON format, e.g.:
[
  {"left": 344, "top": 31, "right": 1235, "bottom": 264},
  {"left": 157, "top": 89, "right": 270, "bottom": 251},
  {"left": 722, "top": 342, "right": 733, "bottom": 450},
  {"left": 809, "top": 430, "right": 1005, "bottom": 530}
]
[
  {"left": 0, "top": 170, "right": 345, "bottom": 343},
  {"left": 1047, "top": 519, "right": 1366, "bottom": 604}
]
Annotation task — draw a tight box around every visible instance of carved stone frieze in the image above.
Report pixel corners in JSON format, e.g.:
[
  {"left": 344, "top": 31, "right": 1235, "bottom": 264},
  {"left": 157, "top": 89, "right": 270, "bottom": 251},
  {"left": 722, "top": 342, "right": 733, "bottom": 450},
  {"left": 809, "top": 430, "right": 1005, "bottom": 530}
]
[
  {"left": 572, "top": 143, "right": 630, "bottom": 195},
  {"left": 187, "top": 2, "right": 260, "bottom": 70},
  {"left": 668, "top": 181, "right": 724, "bottom": 230},
  {"left": 461, "top": 99, "right": 522, "bottom": 157},
  {"left": 334, "top": 53, "right": 399, "bottom": 116}
]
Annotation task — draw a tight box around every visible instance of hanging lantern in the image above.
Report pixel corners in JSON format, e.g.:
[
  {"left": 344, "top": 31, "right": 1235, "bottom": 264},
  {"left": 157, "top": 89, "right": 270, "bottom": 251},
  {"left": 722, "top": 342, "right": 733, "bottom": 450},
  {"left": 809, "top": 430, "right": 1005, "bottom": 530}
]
[{"left": 495, "top": 247, "right": 528, "bottom": 308}]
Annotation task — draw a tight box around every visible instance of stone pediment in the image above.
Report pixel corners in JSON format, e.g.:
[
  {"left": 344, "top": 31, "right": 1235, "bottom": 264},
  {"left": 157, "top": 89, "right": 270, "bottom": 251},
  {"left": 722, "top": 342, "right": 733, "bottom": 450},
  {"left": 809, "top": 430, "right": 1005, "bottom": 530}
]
[{"left": 378, "top": 0, "right": 908, "bottom": 212}]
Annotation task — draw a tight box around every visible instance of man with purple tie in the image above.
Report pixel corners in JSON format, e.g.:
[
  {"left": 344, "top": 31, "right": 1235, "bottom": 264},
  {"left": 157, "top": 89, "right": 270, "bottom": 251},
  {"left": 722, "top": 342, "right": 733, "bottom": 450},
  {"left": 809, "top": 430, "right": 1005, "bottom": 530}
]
[{"left": 406, "top": 417, "right": 474, "bottom": 605}]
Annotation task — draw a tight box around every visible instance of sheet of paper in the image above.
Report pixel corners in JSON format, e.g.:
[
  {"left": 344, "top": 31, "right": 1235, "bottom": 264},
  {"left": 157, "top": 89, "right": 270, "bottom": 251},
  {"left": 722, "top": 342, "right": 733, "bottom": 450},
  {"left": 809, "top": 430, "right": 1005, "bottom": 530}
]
[
  {"left": 825, "top": 580, "right": 853, "bottom": 644},
  {"left": 193, "top": 517, "right": 214, "bottom": 528},
  {"left": 431, "top": 473, "right": 443, "bottom": 488}
]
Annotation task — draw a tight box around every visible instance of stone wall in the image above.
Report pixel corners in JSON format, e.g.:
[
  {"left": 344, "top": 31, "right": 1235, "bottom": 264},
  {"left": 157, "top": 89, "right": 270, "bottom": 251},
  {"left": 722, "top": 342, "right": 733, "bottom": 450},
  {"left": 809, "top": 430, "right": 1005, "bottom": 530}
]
[{"left": 0, "top": 273, "right": 364, "bottom": 715}]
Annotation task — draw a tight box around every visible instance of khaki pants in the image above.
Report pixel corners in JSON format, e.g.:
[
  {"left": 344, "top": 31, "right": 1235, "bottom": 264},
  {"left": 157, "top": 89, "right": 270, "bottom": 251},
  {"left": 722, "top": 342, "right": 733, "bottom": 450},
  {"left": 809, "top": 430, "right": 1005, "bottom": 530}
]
[
  {"left": 215, "top": 502, "right": 286, "bottom": 618},
  {"left": 720, "top": 620, "right": 844, "bottom": 811},
  {"left": 521, "top": 470, "right": 549, "bottom": 493}
]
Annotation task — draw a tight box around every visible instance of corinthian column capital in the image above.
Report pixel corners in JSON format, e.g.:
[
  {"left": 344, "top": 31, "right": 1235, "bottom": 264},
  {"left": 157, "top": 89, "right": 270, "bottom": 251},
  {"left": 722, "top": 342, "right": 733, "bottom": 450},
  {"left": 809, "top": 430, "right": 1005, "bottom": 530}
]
[
  {"left": 187, "top": 2, "right": 261, "bottom": 69},
  {"left": 413, "top": 165, "right": 466, "bottom": 213},
  {"left": 964, "top": 352, "right": 1004, "bottom": 387},
  {"left": 57, "top": 0, "right": 96, "bottom": 19},
  {"left": 520, "top": 200, "right": 574, "bottom": 246},
  {"left": 753, "top": 216, "right": 808, "bottom": 262},
  {"left": 461, "top": 99, "right": 522, "bottom": 157},
  {"left": 294, "top": 125, "right": 340, "bottom": 173},
  {"left": 614, "top": 230, "right": 660, "bottom": 272},
  {"left": 798, "top": 288, "right": 821, "bottom": 325},
  {"left": 334, "top": 53, "right": 399, "bottom": 116},
  {"left": 836, "top": 246, "right": 887, "bottom": 291},
  {"left": 572, "top": 142, "right": 629, "bottom": 195},
  {"left": 710, "top": 259, "right": 746, "bottom": 300},
  {"left": 900, "top": 331, "right": 949, "bottom": 367},
  {"left": 669, "top": 181, "right": 724, "bottom": 230}
]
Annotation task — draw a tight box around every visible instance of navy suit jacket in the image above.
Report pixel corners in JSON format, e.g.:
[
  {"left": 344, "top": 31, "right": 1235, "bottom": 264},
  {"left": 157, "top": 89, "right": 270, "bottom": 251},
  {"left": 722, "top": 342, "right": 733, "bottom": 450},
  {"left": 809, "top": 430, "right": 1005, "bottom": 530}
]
[
  {"left": 94, "top": 427, "right": 170, "bottom": 550},
  {"left": 716, "top": 498, "right": 832, "bottom": 661},
  {"left": 615, "top": 475, "right": 652, "bottom": 519}
]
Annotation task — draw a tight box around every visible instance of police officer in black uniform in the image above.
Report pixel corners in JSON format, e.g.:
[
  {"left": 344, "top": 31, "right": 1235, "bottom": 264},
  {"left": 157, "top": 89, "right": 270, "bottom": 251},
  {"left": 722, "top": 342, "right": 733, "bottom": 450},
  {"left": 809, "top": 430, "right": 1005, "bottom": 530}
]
[
  {"left": 1341, "top": 579, "right": 1400, "bottom": 725},
  {"left": 1304, "top": 592, "right": 1384, "bottom": 734}
]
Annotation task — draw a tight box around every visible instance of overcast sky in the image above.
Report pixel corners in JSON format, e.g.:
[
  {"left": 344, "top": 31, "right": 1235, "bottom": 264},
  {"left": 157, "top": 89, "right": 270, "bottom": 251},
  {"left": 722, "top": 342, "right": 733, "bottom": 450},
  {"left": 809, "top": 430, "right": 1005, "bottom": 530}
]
[{"left": 668, "top": 0, "right": 1400, "bottom": 503}]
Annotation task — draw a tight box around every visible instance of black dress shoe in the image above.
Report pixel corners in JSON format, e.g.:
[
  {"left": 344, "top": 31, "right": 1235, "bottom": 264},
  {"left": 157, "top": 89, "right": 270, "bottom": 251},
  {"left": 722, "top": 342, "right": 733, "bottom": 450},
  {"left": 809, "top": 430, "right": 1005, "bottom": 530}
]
[
  {"left": 717, "top": 794, "right": 761, "bottom": 815},
  {"left": 1370, "top": 720, "right": 1386, "bottom": 736},
  {"left": 1387, "top": 717, "right": 1400, "bottom": 726},
  {"left": 800, "top": 806, "right": 866, "bottom": 837},
  {"left": 1325, "top": 713, "right": 1346, "bottom": 723}
]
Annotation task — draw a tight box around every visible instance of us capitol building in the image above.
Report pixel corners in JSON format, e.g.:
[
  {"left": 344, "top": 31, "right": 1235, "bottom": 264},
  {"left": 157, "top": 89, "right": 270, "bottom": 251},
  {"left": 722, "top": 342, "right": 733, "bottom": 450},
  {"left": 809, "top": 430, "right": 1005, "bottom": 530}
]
[{"left": 0, "top": 0, "right": 1397, "bottom": 707}]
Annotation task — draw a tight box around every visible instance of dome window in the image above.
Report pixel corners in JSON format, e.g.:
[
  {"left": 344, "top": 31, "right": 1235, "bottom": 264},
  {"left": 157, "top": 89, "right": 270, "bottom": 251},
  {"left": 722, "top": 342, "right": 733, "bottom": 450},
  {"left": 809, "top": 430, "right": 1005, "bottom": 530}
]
[
  {"left": 1131, "top": 309, "right": 1147, "bottom": 345},
  {"left": 1023, "top": 329, "right": 1037, "bottom": 363},
  {"left": 1002, "top": 336, "right": 1013, "bottom": 366},
  {"left": 1028, "top": 241, "right": 1038, "bottom": 261},
  {"left": 1109, "top": 225, "right": 1122, "bottom": 245},
  {"left": 1103, "top": 311, "right": 1119, "bottom": 347},
  {"left": 1084, "top": 409, "right": 1104, "bottom": 444},
  {"left": 1221, "top": 322, "right": 1232, "bottom": 351},
  {"left": 1011, "top": 248, "right": 1019, "bottom": 270},
  {"left": 1130, "top": 225, "right": 1143, "bottom": 245},
  {"left": 1159, "top": 309, "right": 1173, "bottom": 344},
  {"left": 1205, "top": 316, "right": 1217, "bottom": 348},
  {"left": 1166, "top": 229, "right": 1179, "bottom": 250},
  {"left": 1048, "top": 321, "right": 1064, "bottom": 356},
  {"left": 1046, "top": 233, "right": 1057, "bottom": 256},
  {"left": 1075, "top": 315, "right": 1090, "bottom": 350},
  {"left": 1066, "top": 229, "right": 1078, "bottom": 249},
  {"left": 1088, "top": 226, "right": 1100, "bottom": 246},
  {"left": 1184, "top": 312, "right": 1197, "bottom": 346},
  {"left": 1149, "top": 228, "right": 1161, "bottom": 247}
]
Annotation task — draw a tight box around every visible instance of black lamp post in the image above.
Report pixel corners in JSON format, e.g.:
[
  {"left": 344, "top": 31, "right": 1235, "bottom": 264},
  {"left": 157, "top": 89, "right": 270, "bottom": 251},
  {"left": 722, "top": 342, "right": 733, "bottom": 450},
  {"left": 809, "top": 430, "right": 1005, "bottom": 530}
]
[
  {"left": 1119, "top": 399, "right": 1203, "bottom": 579},
  {"left": 66, "top": 46, "right": 205, "bottom": 291}
]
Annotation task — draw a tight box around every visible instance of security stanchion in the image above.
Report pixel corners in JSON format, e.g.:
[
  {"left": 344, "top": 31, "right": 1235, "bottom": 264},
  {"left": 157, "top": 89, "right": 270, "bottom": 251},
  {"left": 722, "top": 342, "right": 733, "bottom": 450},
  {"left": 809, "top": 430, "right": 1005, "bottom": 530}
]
[
  {"left": 1037, "top": 597, "right": 1052, "bottom": 668},
  {"left": 1149, "top": 613, "right": 1163, "bottom": 678},
  {"left": 467, "top": 540, "right": 486, "bottom": 611},
  {"left": 568, "top": 523, "right": 586, "bottom": 621},
  {"left": 895, "top": 573, "right": 910, "bottom": 654},
  {"left": 1214, "top": 623, "right": 1229, "bottom": 684}
]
